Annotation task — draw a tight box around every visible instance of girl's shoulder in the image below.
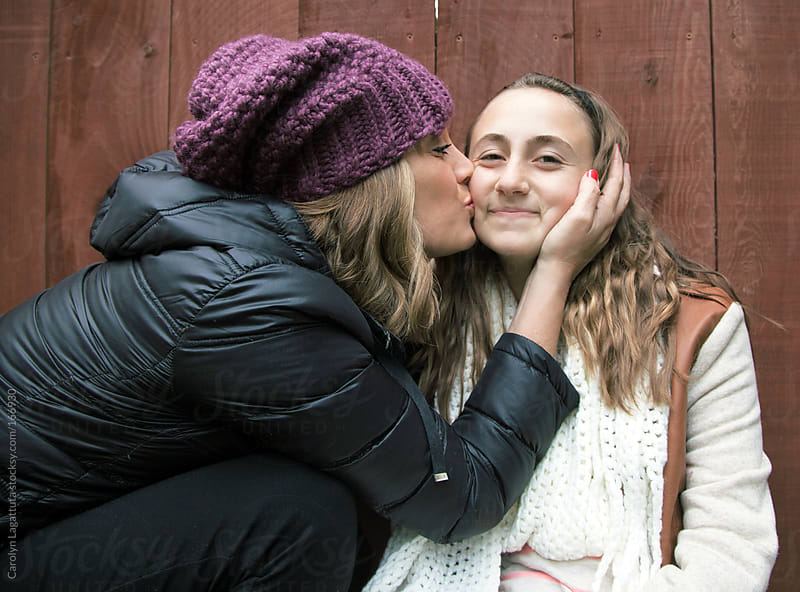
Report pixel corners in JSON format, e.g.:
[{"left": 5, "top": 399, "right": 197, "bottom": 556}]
[
  {"left": 679, "top": 282, "right": 735, "bottom": 310},
  {"left": 675, "top": 282, "right": 736, "bottom": 372}
]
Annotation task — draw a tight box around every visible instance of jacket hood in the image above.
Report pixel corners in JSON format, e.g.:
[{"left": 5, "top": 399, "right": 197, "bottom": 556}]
[{"left": 90, "top": 151, "right": 330, "bottom": 274}]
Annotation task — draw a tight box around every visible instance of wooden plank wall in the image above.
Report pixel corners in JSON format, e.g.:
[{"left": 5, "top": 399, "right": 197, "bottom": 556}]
[
  {"left": 1, "top": 1, "right": 797, "bottom": 588},
  {"left": 1, "top": 1, "right": 50, "bottom": 311},
  {"left": 713, "top": 2, "right": 800, "bottom": 588}
]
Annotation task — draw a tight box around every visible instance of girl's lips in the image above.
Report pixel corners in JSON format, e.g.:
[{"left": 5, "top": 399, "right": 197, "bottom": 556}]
[{"left": 490, "top": 208, "right": 537, "bottom": 215}]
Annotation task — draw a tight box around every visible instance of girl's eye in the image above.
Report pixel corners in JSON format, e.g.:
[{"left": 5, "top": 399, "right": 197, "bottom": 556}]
[
  {"left": 536, "top": 155, "right": 563, "bottom": 166},
  {"left": 477, "top": 153, "right": 503, "bottom": 161},
  {"left": 432, "top": 143, "right": 452, "bottom": 156}
]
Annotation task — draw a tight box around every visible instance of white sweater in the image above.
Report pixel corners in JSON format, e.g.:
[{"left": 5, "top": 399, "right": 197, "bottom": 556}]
[{"left": 365, "top": 290, "right": 777, "bottom": 591}]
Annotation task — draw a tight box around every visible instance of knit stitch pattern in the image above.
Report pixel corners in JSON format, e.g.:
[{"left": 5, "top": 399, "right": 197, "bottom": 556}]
[
  {"left": 174, "top": 33, "right": 453, "bottom": 201},
  {"left": 365, "top": 278, "right": 669, "bottom": 592}
]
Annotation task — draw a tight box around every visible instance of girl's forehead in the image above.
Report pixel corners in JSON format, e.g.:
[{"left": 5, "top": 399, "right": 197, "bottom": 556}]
[
  {"left": 479, "top": 88, "right": 585, "bottom": 125},
  {"left": 472, "top": 88, "right": 594, "bottom": 151}
]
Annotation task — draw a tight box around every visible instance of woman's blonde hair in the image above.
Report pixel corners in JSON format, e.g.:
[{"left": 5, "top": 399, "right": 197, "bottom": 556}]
[
  {"left": 292, "top": 151, "right": 438, "bottom": 343},
  {"left": 414, "top": 73, "right": 736, "bottom": 413}
]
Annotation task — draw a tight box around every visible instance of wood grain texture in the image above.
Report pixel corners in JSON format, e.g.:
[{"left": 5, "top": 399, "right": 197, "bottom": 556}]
[
  {"left": 168, "top": 0, "right": 300, "bottom": 142},
  {"left": 712, "top": 1, "right": 800, "bottom": 589},
  {"left": 2, "top": 4, "right": 795, "bottom": 588},
  {"left": 437, "top": 0, "right": 574, "bottom": 150},
  {"left": 0, "top": 0, "right": 51, "bottom": 313},
  {"left": 299, "top": 0, "right": 435, "bottom": 72},
  {"left": 575, "top": 0, "right": 715, "bottom": 267},
  {"left": 46, "top": 0, "right": 170, "bottom": 284}
]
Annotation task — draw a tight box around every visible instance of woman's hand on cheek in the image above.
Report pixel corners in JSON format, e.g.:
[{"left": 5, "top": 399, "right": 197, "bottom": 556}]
[{"left": 537, "top": 144, "right": 630, "bottom": 280}]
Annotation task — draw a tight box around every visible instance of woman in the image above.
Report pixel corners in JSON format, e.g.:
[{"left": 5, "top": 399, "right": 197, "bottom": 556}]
[
  {"left": 366, "top": 73, "right": 777, "bottom": 591},
  {"left": 0, "top": 38, "right": 627, "bottom": 590}
]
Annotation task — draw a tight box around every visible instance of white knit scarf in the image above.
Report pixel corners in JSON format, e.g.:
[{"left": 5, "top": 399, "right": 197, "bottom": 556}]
[{"left": 364, "top": 278, "right": 670, "bottom": 592}]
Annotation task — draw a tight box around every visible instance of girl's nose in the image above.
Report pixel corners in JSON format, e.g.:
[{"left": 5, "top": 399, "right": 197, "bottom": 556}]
[{"left": 495, "top": 162, "right": 530, "bottom": 195}]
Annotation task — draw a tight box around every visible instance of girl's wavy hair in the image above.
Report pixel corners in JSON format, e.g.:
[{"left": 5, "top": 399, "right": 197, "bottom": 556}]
[
  {"left": 412, "top": 72, "right": 736, "bottom": 414},
  {"left": 292, "top": 148, "right": 438, "bottom": 343}
]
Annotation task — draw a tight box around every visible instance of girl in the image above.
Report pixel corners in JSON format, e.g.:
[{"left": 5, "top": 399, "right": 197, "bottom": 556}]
[
  {"left": 367, "top": 73, "right": 777, "bottom": 591},
  {"left": 0, "top": 39, "right": 627, "bottom": 590}
]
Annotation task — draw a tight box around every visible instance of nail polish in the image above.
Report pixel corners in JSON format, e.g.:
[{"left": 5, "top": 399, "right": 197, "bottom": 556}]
[{"left": 588, "top": 169, "right": 599, "bottom": 181}]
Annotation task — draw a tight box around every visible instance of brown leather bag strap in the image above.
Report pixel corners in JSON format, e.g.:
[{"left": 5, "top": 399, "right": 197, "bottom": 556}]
[{"left": 660, "top": 286, "right": 732, "bottom": 565}]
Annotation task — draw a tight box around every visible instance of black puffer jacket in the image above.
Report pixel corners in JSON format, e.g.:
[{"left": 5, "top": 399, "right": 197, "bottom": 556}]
[{"left": 0, "top": 151, "right": 578, "bottom": 543}]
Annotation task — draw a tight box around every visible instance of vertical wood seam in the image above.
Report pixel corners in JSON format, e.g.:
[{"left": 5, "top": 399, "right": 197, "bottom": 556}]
[
  {"left": 298, "top": 0, "right": 304, "bottom": 39},
  {"left": 708, "top": 0, "right": 719, "bottom": 271},
  {"left": 166, "top": 0, "right": 174, "bottom": 149},
  {"left": 44, "top": 0, "right": 55, "bottom": 286},
  {"left": 433, "top": 0, "right": 438, "bottom": 74},
  {"left": 572, "top": 0, "right": 577, "bottom": 82}
]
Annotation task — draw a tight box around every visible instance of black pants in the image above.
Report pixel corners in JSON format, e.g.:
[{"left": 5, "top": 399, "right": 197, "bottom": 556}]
[{"left": 4, "top": 454, "right": 359, "bottom": 591}]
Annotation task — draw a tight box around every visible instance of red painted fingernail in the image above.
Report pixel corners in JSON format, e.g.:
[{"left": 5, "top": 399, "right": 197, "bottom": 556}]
[{"left": 588, "top": 169, "right": 599, "bottom": 181}]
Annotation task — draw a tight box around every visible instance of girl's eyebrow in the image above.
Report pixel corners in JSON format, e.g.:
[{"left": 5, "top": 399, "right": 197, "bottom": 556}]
[
  {"left": 473, "top": 132, "right": 576, "bottom": 156},
  {"left": 472, "top": 132, "right": 507, "bottom": 146},
  {"left": 526, "top": 134, "right": 576, "bottom": 155}
]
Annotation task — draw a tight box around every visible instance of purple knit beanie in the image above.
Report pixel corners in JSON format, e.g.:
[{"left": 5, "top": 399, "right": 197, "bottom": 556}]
[{"left": 173, "top": 33, "right": 453, "bottom": 201}]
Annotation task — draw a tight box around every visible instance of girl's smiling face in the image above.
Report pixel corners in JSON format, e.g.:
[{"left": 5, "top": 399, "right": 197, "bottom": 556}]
[{"left": 468, "top": 87, "right": 596, "bottom": 265}]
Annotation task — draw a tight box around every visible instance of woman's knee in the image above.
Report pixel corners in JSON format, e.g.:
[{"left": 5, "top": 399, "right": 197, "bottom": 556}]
[
  {"left": 208, "top": 454, "right": 359, "bottom": 590},
  {"left": 12, "top": 454, "right": 359, "bottom": 591}
]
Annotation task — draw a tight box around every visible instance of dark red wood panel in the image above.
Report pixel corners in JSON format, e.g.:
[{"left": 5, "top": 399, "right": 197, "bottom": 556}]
[
  {"left": 437, "top": 0, "right": 574, "bottom": 150},
  {"left": 299, "top": 0, "right": 435, "bottom": 72},
  {"left": 575, "top": 0, "right": 715, "bottom": 267},
  {"left": 168, "top": 0, "right": 300, "bottom": 143},
  {"left": 0, "top": 1, "right": 51, "bottom": 313},
  {"left": 46, "top": 0, "right": 171, "bottom": 284},
  {"left": 1, "top": 4, "right": 796, "bottom": 588},
  {"left": 712, "top": 1, "right": 800, "bottom": 589}
]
